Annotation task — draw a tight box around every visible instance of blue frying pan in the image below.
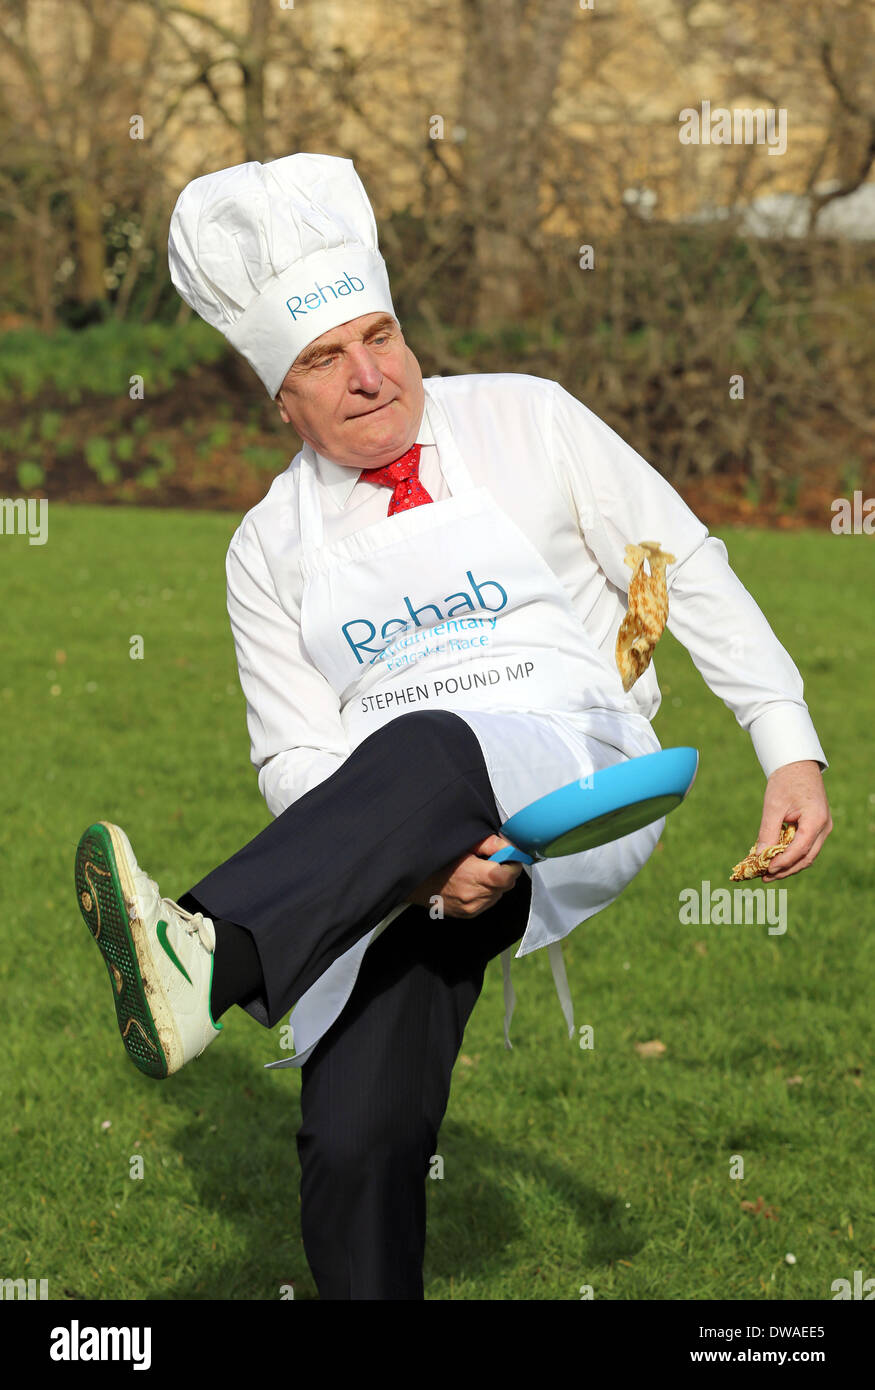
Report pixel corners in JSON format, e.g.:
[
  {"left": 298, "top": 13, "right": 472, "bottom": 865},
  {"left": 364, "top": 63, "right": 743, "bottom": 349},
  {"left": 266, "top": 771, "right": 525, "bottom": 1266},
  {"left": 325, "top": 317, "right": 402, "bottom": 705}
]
[{"left": 488, "top": 746, "right": 699, "bottom": 864}]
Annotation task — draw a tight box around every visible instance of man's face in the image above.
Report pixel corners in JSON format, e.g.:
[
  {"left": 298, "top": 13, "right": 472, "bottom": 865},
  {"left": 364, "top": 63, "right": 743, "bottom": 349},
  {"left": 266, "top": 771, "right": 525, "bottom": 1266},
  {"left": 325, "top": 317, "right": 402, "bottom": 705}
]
[{"left": 274, "top": 312, "right": 425, "bottom": 470}]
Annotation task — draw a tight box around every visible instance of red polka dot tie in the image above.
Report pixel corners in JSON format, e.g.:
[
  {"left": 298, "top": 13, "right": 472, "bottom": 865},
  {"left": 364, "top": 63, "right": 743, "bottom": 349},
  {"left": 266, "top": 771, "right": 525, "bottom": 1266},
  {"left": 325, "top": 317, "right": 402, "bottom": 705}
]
[{"left": 362, "top": 443, "right": 434, "bottom": 516}]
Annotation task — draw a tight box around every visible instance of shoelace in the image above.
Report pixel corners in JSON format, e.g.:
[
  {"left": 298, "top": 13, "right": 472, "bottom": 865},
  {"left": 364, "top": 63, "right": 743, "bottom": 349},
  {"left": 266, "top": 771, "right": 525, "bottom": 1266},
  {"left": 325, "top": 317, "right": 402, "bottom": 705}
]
[{"left": 131, "top": 865, "right": 216, "bottom": 952}]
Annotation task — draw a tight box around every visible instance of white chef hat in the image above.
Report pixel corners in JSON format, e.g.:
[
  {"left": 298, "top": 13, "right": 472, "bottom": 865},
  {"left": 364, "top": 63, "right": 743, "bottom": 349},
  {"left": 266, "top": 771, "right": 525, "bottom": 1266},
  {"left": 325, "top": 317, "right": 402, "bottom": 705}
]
[{"left": 167, "top": 153, "right": 396, "bottom": 399}]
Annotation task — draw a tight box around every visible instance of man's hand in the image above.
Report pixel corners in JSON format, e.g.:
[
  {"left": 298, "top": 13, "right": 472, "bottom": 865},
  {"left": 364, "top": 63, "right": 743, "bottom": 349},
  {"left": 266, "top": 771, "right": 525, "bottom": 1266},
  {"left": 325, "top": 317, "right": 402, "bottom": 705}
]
[
  {"left": 756, "top": 760, "right": 832, "bottom": 882},
  {"left": 405, "top": 835, "right": 524, "bottom": 917}
]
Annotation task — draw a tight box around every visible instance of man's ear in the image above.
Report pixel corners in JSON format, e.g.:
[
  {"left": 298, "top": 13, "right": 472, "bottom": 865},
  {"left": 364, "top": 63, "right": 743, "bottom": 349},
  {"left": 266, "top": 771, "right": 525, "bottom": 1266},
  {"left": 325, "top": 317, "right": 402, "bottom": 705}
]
[{"left": 275, "top": 393, "right": 291, "bottom": 425}]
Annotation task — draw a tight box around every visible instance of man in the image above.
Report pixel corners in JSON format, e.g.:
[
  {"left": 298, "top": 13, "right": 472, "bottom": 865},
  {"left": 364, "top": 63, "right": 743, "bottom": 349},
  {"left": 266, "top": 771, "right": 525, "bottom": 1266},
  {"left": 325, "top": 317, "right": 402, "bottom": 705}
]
[{"left": 75, "top": 153, "right": 831, "bottom": 1300}]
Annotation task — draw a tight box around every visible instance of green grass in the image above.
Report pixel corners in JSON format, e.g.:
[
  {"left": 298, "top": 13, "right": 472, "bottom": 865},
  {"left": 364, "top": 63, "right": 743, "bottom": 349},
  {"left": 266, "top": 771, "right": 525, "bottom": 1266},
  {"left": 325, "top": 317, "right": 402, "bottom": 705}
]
[{"left": 0, "top": 506, "right": 872, "bottom": 1301}]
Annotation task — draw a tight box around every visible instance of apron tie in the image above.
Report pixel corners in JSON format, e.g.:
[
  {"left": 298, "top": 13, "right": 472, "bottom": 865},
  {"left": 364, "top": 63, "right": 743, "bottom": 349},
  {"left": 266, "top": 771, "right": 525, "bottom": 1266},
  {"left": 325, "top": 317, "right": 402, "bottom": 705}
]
[
  {"left": 362, "top": 443, "right": 434, "bottom": 514},
  {"left": 500, "top": 947, "right": 516, "bottom": 1050},
  {"left": 547, "top": 940, "right": 576, "bottom": 1040},
  {"left": 501, "top": 941, "right": 576, "bottom": 1049}
]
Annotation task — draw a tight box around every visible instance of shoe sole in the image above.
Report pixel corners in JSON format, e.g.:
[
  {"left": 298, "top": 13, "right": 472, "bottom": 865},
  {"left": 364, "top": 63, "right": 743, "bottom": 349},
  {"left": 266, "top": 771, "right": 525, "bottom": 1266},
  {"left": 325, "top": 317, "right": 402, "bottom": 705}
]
[{"left": 75, "top": 822, "right": 181, "bottom": 1079}]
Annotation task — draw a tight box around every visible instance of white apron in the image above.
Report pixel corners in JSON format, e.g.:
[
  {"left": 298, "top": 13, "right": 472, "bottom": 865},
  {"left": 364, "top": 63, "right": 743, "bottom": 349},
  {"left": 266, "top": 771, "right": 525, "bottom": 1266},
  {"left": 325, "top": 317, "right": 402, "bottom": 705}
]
[{"left": 265, "top": 387, "right": 663, "bottom": 1071}]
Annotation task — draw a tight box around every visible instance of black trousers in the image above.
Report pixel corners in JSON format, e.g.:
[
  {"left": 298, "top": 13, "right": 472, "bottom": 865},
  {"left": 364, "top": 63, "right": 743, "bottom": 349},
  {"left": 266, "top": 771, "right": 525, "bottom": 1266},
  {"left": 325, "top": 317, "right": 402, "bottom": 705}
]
[{"left": 182, "top": 710, "right": 531, "bottom": 1299}]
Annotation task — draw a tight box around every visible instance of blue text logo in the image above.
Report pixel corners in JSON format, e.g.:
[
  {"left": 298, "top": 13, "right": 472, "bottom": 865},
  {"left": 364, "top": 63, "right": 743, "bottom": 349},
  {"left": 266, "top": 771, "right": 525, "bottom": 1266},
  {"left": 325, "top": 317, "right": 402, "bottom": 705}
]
[
  {"left": 342, "top": 568, "right": 508, "bottom": 663},
  {"left": 286, "top": 271, "right": 365, "bottom": 320}
]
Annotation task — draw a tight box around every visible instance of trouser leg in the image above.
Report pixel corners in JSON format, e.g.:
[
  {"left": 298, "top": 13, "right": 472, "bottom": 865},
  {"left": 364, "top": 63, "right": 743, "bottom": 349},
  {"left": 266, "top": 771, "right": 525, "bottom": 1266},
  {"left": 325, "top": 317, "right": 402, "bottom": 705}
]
[
  {"left": 295, "top": 871, "right": 532, "bottom": 1300},
  {"left": 181, "top": 710, "right": 503, "bottom": 1027}
]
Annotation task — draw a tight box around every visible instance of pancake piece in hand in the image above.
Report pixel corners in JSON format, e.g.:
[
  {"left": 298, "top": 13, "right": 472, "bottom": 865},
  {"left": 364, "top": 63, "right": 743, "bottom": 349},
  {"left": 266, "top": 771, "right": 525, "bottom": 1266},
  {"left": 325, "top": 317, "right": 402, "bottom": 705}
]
[
  {"left": 729, "top": 822, "right": 796, "bottom": 880},
  {"left": 615, "top": 541, "right": 677, "bottom": 692}
]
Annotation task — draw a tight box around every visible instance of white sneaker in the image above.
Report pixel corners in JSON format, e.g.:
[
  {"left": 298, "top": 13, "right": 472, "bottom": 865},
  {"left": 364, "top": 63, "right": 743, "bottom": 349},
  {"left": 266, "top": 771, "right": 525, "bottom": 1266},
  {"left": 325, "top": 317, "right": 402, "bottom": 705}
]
[{"left": 75, "top": 822, "right": 223, "bottom": 1078}]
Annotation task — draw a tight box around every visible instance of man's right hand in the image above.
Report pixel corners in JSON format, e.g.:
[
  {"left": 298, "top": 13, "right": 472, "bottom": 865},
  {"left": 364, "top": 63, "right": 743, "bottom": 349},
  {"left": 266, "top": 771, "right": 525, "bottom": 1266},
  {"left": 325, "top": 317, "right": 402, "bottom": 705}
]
[{"left": 405, "top": 835, "right": 524, "bottom": 918}]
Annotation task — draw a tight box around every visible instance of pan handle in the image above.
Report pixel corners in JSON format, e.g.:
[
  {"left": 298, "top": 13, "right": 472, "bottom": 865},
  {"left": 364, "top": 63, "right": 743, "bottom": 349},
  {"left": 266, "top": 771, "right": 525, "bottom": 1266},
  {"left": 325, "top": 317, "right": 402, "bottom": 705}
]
[{"left": 489, "top": 844, "right": 535, "bottom": 865}]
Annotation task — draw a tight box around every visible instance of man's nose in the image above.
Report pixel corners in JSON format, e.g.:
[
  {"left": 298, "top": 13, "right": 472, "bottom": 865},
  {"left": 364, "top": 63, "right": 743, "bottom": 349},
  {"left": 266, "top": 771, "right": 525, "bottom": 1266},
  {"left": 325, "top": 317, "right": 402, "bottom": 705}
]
[{"left": 344, "top": 342, "right": 384, "bottom": 392}]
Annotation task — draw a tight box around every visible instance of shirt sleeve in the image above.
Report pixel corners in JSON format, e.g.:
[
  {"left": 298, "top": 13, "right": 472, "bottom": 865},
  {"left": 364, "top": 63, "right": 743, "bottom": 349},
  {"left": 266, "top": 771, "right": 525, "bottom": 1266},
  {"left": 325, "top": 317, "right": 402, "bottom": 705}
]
[
  {"left": 548, "top": 382, "right": 828, "bottom": 779},
  {"left": 226, "top": 520, "right": 351, "bottom": 818}
]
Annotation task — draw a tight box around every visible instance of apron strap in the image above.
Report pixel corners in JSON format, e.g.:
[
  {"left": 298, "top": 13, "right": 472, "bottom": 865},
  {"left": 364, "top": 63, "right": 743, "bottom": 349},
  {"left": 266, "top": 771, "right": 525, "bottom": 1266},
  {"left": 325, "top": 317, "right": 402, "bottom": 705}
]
[
  {"left": 501, "top": 942, "right": 577, "bottom": 1051},
  {"left": 547, "top": 939, "right": 575, "bottom": 1040},
  {"left": 500, "top": 947, "right": 516, "bottom": 1050}
]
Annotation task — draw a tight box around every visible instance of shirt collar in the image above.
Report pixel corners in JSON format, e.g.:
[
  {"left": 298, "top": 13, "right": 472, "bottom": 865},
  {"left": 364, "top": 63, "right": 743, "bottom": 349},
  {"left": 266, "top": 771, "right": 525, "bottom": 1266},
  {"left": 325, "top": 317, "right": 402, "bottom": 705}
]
[{"left": 311, "top": 400, "right": 433, "bottom": 509}]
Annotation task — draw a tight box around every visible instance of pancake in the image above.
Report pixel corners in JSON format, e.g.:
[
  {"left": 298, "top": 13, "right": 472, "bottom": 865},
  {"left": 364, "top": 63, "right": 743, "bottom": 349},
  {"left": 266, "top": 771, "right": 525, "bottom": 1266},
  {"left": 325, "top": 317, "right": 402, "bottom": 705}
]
[
  {"left": 615, "top": 540, "right": 676, "bottom": 691},
  {"left": 730, "top": 822, "right": 796, "bottom": 880}
]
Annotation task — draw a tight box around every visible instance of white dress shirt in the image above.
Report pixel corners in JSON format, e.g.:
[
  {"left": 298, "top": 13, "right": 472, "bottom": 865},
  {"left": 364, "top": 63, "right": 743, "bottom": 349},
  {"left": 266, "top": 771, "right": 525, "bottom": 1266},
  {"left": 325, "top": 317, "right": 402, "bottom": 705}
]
[{"left": 225, "top": 372, "right": 827, "bottom": 822}]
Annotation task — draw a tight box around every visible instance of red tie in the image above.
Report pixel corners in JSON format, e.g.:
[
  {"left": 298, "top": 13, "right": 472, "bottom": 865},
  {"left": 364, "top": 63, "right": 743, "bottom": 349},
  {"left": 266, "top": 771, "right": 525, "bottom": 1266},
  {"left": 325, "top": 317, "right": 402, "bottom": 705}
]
[{"left": 363, "top": 443, "right": 434, "bottom": 515}]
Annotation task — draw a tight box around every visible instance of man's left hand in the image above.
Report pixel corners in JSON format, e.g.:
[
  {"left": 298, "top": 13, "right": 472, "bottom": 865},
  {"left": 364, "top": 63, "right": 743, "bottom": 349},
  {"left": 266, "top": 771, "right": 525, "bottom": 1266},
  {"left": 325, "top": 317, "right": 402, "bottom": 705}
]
[{"left": 755, "top": 760, "right": 833, "bottom": 882}]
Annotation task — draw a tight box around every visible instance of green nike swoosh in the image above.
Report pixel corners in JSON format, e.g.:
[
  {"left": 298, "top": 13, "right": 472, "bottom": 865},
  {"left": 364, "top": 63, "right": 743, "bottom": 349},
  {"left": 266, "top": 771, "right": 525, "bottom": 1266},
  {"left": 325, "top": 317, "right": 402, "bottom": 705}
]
[{"left": 156, "top": 920, "right": 192, "bottom": 985}]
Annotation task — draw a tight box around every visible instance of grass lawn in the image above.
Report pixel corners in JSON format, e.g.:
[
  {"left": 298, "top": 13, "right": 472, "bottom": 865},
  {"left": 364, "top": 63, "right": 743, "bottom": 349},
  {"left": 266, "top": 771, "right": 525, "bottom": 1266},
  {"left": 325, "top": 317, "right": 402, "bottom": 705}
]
[{"left": 0, "top": 504, "right": 871, "bottom": 1301}]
